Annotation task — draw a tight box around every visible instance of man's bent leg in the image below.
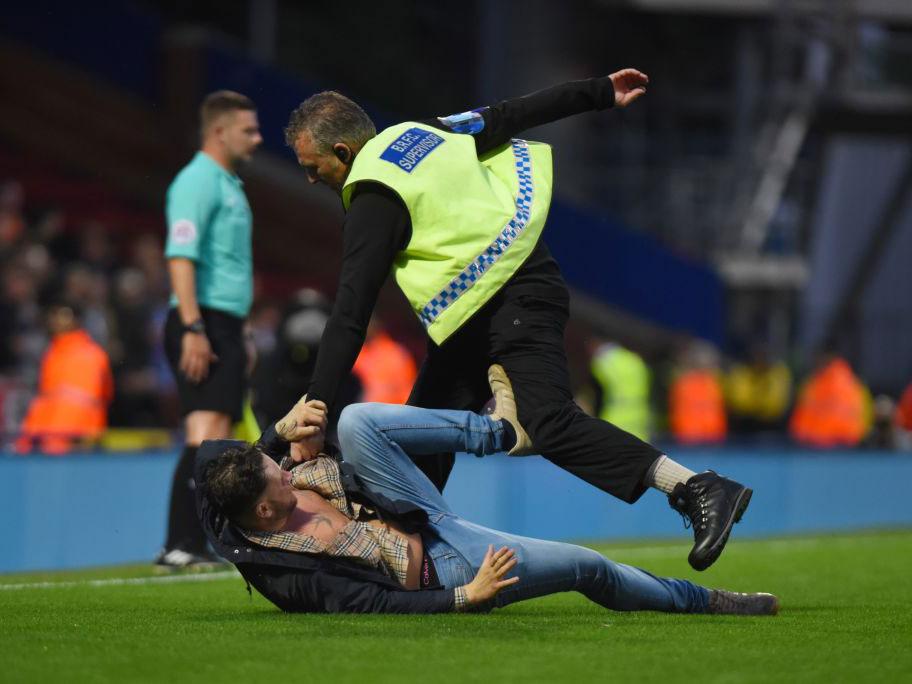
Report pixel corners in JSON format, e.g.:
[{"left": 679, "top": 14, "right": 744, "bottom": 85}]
[
  {"left": 488, "top": 296, "right": 660, "bottom": 503},
  {"left": 337, "top": 403, "right": 508, "bottom": 516},
  {"left": 489, "top": 296, "right": 751, "bottom": 569},
  {"left": 406, "top": 335, "right": 490, "bottom": 492}
]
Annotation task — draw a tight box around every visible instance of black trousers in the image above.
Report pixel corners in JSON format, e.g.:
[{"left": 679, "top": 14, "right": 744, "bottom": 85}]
[{"left": 406, "top": 287, "right": 661, "bottom": 504}]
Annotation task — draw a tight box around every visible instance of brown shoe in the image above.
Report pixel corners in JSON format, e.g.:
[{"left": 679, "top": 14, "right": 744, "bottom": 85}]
[
  {"left": 708, "top": 590, "right": 779, "bottom": 616},
  {"left": 487, "top": 364, "right": 533, "bottom": 455}
]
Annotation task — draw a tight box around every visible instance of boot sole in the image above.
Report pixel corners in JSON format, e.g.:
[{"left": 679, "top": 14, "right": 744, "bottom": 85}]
[{"left": 690, "top": 487, "right": 752, "bottom": 571}]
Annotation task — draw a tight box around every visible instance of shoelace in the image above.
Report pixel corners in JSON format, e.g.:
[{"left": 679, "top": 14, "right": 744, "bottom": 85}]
[{"left": 675, "top": 492, "right": 709, "bottom": 532}]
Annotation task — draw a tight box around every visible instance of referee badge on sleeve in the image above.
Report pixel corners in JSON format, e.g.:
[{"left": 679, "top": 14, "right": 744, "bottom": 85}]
[{"left": 170, "top": 219, "right": 198, "bottom": 245}]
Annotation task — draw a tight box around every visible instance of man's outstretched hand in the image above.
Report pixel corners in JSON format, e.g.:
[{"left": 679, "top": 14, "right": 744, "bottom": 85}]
[
  {"left": 609, "top": 68, "right": 649, "bottom": 108},
  {"left": 464, "top": 545, "right": 520, "bottom": 606},
  {"left": 275, "top": 397, "right": 328, "bottom": 463}
]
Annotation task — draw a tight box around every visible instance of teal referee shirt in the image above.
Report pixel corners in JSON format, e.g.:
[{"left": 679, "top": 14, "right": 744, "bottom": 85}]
[{"left": 164, "top": 151, "right": 253, "bottom": 319}]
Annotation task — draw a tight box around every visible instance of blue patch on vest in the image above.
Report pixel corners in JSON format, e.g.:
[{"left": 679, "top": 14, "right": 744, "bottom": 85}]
[{"left": 379, "top": 128, "right": 445, "bottom": 173}]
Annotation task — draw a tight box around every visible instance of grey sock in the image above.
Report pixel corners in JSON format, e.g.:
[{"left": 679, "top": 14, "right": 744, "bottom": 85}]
[{"left": 645, "top": 455, "right": 697, "bottom": 494}]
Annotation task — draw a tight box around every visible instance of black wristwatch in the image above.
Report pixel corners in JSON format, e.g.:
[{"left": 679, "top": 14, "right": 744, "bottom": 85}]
[{"left": 182, "top": 318, "right": 206, "bottom": 335}]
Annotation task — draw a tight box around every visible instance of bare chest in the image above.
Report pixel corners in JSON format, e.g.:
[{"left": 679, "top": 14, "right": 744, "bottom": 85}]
[{"left": 281, "top": 490, "right": 350, "bottom": 544}]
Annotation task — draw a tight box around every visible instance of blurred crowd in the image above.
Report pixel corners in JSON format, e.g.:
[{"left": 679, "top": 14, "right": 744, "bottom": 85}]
[
  {"left": 581, "top": 338, "right": 912, "bottom": 452},
  {"left": 0, "top": 176, "right": 422, "bottom": 452},
  {"left": 3, "top": 176, "right": 912, "bottom": 453},
  {"left": 0, "top": 179, "right": 178, "bottom": 445}
]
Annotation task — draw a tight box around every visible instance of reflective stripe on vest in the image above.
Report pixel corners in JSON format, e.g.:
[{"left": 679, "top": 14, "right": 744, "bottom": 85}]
[{"left": 419, "top": 140, "right": 534, "bottom": 329}]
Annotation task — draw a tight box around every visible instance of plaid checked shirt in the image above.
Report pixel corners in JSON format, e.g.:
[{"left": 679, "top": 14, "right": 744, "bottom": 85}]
[{"left": 240, "top": 456, "right": 411, "bottom": 587}]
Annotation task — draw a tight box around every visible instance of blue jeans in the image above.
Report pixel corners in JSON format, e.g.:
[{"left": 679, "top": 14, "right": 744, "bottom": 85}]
[{"left": 337, "top": 403, "right": 709, "bottom": 613}]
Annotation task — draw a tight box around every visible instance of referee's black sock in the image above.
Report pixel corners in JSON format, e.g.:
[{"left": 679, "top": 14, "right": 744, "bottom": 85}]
[{"left": 164, "top": 445, "right": 207, "bottom": 553}]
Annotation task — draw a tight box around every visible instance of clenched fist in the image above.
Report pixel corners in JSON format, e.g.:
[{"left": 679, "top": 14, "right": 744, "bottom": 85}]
[{"left": 275, "top": 397, "right": 328, "bottom": 462}]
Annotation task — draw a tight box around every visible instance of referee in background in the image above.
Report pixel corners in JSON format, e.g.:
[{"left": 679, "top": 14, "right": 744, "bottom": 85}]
[{"left": 156, "top": 91, "right": 262, "bottom": 567}]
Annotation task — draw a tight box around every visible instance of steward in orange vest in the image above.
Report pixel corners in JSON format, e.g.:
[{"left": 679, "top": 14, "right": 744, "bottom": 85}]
[
  {"left": 16, "top": 303, "right": 113, "bottom": 454},
  {"left": 670, "top": 370, "right": 728, "bottom": 444},
  {"left": 789, "top": 355, "right": 867, "bottom": 448},
  {"left": 897, "top": 381, "right": 912, "bottom": 432},
  {"left": 669, "top": 343, "right": 727, "bottom": 444},
  {"left": 353, "top": 320, "right": 417, "bottom": 405}
]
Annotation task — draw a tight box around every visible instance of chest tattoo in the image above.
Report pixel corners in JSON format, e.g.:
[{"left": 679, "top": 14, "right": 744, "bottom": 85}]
[{"left": 310, "top": 514, "right": 336, "bottom": 532}]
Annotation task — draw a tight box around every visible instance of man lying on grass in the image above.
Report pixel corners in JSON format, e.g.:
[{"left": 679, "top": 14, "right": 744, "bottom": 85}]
[{"left": 196, "top": 366, "right": 778, "bottom": 615}]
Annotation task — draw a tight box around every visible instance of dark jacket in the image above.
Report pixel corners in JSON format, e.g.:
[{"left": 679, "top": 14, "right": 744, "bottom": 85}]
[{"left": 194, "top": 424, "right": 457, "bottom": 613}]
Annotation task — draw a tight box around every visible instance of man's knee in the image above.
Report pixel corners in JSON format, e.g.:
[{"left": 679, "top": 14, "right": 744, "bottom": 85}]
[{"left": 337, "top": 403, "right": 379, "bottom": 450}]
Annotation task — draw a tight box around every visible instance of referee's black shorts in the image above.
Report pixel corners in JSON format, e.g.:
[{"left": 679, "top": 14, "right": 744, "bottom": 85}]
[{"left": 164, "top": 307, "right": 246, "bottom": 422}]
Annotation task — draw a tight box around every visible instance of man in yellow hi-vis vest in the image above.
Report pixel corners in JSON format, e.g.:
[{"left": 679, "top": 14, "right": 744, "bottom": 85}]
[
  {"left": 590, "top": 341, "right": 652, "bottom": 442},
  {"left": 276, "top": 71, "right": 752, "bottom": 572}
]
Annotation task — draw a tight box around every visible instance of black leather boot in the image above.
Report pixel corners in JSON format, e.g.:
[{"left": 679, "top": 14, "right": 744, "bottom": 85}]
[{"left": 668, "top": 471, "right": 752, "bottom": 571}]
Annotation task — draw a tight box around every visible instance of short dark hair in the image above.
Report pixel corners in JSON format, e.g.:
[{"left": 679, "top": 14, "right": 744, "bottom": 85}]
[
  {"left": 284, "top": 91, "right": 376, "bottom": 153},
  {"left": 205, "top": 444, "right": 267, "bottom": 522},
  {"left": 200, "top": 90, "right": 256, "bottom": 134}
]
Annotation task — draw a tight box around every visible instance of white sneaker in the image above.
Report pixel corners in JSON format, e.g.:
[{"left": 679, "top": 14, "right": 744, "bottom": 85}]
[{"left": 154, "top": 548, "right": 222, "bottom": 568}]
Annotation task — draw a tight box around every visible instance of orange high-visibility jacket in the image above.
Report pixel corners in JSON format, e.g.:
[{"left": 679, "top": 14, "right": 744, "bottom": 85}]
[
  {"left": 897, "top": 382, "right": 912, "bottom": 432},
  {"left": 789, "top": 358, "right": 866, "bottom": 448},
  {"left": 669, "top": 369, "right": 727, "bottom": 444},
  {"left": 18, "top": 329, "right": 113, "bottom": 454},
  {"left": 353, "top": 332, "right": 417, "bottom": 405}
]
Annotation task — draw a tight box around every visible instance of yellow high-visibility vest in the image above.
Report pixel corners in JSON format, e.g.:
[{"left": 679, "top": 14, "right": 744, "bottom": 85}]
[{"left": 343, "top": 122, "right": 553, "bottom": 344}]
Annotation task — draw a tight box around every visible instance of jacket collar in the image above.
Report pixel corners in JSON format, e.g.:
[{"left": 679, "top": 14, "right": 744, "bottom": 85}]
[{"left": 194, "top": 439, "right": 429, "bottom": 574}]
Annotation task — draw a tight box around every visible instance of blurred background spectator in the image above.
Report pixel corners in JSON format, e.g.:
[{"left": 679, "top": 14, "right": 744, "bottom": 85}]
[
  {"left": 668, "top": 342, "right": 728, "bottom": 445},
  {"left": 867, "top": 394, "right": 899, "bottom": 450},
  {"left": 0, "top": 181, "right": 26, "bottom": 253},
  {"left": 353, "top": 316, "right": 417, "bottom": 406},
  {"left": 897, "top": 382, "right": 912, "bottom": 432},
  {"left": 789, "top": 349, "right": 870, "bottom": 449},
  {"left": 896, "top": 382, "right": 912, "bottom": 450},
  {"left": 725, "top": 343, "right": 793, "bottom": 437},
  {"left": 107, "top": 268, "right": 161, "bottom": 427},
  {"left": 585, "top": 339, "right": 653, "bottom": 442},
  {"left": 15, "top": 302, "right": 113, "bottom": 454}
]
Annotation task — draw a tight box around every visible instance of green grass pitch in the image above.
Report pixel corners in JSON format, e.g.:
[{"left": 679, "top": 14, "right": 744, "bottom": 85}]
[{"left": 2, "top": 530, "right": 910, "bottom": 683}]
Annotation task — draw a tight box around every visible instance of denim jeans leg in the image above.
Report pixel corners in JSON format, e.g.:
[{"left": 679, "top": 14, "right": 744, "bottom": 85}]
[
  {"left": 336, "top": 402, "right": 506, "bottom": 516},
  {"left": 432, "top": 516, "right": 709, "bottom": 613}
]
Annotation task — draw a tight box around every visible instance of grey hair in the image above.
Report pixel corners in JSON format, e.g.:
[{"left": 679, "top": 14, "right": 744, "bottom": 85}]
[{"left": 284, "top": 91, "right": 376, "bottom": 153}]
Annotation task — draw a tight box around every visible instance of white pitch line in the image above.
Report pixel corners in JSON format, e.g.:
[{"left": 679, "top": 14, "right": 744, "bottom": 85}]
[
  {"left": 2, "top": 534, "right": 903, "bottom": 590},
  {"left": 0, "top": 569, "right": 238, "bottom": 591}
]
